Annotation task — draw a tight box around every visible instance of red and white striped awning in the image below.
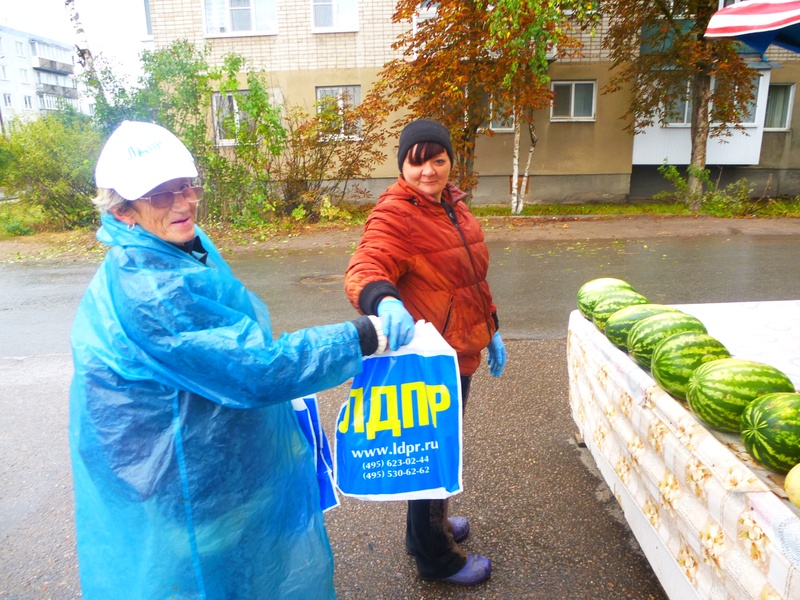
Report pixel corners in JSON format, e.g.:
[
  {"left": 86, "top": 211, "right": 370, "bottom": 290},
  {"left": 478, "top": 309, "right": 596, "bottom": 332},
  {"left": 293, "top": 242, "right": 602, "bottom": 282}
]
[{"left": 706, "top": 0, "right": 800, "bottom": 54}]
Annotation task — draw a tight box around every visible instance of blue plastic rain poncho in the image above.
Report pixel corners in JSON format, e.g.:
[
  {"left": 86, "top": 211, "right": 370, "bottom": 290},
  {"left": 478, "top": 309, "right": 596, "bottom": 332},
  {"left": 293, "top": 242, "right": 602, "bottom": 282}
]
[{"left": 69, "top": 214, "right": 364, "bottom": 599}]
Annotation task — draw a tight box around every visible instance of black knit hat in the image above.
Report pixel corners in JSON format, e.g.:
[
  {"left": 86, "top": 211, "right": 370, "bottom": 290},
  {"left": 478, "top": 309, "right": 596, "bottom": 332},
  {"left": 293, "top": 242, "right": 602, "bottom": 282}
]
[{"left": 397, "top": 119, "right": 454, "bottom": 171}]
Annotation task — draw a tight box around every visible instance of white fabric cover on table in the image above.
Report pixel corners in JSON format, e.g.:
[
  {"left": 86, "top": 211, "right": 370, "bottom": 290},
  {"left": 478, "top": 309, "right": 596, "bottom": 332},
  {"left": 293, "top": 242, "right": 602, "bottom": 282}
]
[{"left": 568, "top": 302, "right": 800, "bottom": 600}]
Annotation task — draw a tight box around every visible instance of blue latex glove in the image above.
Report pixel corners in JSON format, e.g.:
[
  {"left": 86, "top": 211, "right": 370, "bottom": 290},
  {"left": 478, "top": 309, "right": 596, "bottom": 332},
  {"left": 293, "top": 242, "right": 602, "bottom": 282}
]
[
  {"left": 487, "top": 332, "right": 506, "bottom": 377},
  {"left": 377, "top": 298, "right": 415, "bottom": 351}
]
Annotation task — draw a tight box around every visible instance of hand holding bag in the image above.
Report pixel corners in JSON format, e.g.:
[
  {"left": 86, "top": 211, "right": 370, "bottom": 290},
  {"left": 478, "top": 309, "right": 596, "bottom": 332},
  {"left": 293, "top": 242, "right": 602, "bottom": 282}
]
[{"left": 334, "top": 321, "right": 462, "bottom": 501}]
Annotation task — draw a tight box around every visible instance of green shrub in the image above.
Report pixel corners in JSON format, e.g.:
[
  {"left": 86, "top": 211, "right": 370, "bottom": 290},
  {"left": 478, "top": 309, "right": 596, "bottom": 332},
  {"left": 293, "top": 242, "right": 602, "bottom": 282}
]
[
  {"left": 3, "top": 221, "right": 35, "bottom": 236},
  {"left": 0, "top": 108, "right": 102, "bottom": 229},
  {"left": 0, "top": 201, "right": 47, "bottom": 237},
  {"left": 655, "top": 163, "right": 762, "bottom": 217}
]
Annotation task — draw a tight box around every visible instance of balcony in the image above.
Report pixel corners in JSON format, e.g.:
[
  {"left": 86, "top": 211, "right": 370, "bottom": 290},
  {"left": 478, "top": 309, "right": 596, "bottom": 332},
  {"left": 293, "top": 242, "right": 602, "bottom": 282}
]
[
  {"left": 31, "top": 56, "right": 74, "bottom": 75},
  {"left": 35, "top": 84, "right": 79, "bottom": 99}
]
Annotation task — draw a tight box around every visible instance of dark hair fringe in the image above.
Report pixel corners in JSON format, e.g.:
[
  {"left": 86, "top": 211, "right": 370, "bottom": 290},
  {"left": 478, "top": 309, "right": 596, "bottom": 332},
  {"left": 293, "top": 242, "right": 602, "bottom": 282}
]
[{"left": 406, "top": 142, "right": 449, "bottom": 166}]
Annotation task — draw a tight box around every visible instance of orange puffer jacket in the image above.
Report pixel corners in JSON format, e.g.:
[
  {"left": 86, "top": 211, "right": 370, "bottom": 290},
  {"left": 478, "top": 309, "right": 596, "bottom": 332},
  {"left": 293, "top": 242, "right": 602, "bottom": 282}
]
[{"left": 345, "top": 177, "right": 498, "bottom": 376}]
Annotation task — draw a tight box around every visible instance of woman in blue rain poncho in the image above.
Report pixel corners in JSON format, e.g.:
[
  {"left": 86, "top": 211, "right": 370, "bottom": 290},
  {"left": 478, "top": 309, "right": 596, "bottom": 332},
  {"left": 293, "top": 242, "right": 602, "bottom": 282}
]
[{"left": 69, "top": 121, "right": 388, "bottom": 599}]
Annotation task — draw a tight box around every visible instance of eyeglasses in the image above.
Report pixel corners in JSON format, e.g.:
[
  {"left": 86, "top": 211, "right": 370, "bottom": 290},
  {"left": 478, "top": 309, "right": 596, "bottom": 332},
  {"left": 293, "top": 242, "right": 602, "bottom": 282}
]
[{"left": 139, "top": 185, "right": 204, "bottom": 209}]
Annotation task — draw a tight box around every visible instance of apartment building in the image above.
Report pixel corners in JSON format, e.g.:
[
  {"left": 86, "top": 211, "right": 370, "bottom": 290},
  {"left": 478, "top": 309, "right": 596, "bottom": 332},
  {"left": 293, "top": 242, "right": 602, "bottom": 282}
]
[
  {"left": 148, "top": 0, "right": 800, "bottom": 203},
  {"left": 0, "top": 25, "right": 91, "bottom": 132}
]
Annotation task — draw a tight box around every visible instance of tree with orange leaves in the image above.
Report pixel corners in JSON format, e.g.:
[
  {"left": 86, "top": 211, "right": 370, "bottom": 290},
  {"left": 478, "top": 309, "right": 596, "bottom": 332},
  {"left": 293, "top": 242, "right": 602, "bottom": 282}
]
[
  {"left": 373, "top": 0, "right": 585, "bottom": 212},
  {"left": 602, "top": 0, "right": 759, "bottom": 209}
]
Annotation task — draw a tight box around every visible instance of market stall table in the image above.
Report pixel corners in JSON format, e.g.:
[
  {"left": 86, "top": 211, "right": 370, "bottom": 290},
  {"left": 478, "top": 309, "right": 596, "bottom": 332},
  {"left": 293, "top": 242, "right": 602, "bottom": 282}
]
[{"left": 568, "top": 301, "right": 800, "bottom": 600}]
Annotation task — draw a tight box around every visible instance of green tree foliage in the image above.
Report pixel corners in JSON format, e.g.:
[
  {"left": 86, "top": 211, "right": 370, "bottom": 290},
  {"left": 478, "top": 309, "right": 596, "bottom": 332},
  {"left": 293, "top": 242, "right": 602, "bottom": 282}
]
[
  {"left": 136, "top": 41, "right": 218, "bottom": 169},
  {"left": 83, "top": 40, "right": 385, "bottom": 225},
  {"left": 84, "top": 59, "right": 154, "bottom": 138},
  {"left": 601, "top": 0, "right": 759, "bottom": 209},
  {"left": 0, "top": 108, "right": 103, "bottom": 229},
  {"left": 201, "top": 53, "right": 286, "bottom": 223},
  {"left": 480, "top": 0, "right": 596, "bottom": 88}
]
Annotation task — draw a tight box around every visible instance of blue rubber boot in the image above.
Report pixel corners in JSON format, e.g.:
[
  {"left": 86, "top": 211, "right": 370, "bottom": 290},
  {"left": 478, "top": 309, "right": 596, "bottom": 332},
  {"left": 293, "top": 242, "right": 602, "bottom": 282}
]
[
  {"left": 449, "top": 516, "right": 470, "bottom": 543},
  {"left": 437, "top": 553, "right": 492, "bottom": 585}
]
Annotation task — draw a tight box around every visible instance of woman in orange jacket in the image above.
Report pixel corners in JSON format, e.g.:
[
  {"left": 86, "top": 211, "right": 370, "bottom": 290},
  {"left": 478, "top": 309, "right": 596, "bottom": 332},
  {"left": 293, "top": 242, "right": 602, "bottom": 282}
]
[{"left": 344, "top": 118, "right": 507, "bottom": 586}]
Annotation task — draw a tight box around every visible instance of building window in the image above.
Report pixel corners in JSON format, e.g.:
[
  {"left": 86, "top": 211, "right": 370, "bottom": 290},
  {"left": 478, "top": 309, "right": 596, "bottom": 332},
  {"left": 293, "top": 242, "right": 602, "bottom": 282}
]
[
  {"left": 19, "top": 68, "right": 28, "bottom": 84},
  {"left": 551, "top": 81, "right": 596, "bottom": 121},
  {"left": 314, "top": 0, "right": 333, "bottom": 27},
  {"left": 213, "top": 91, "right": 251, "bottom": 145},
  {"left": 37, "top": 71, "right": 69, "bottom": 87},
  {"left": 315, "top": 85, "right": 361, "bottom": 138},
  {"left": 483, "top": 96, "right": 514, "bottom": 132},
  {"left": 489, "top": 109, "right": 514, "bottom": 132},
  {"left": 312, "top": 0, "right": 358, "bottom": 32},
  {"left": 711, "top": 75, "right": 758, "bottom": 124},
  {"left": 144, "top": 0, "right": 153, "bottom": 36},
  {"left": 3, "top": 93, "right": 11, "bottom": 108},
  {"left": 665, "top": 77, "right": 761, "bottom": 126},
  {"left": 16, "top": 41, "right": 24, "bottom": 56},
  {"left": 415, "top": 2, "right": 438, "bottom": 23},
  {"left": 664, "top": 89, "right": 691, "bottom": 124},
  {"left": 23, "top": 96, "right": 33, "bottom": 109},
  {"left": 764, "top": 83, "right": 793, "bottom": 129},
  {"left": 739, "top": 80, "right": 758, "bottom": 124},
  {"left": 0, "top": 65, "right": 7, "bottom": 80},
  {"left": 413, "top": 1, "right": 438, "bottom": 35},
  {"left": 39, "top": 95, "right": 76, "bottom": 110},
  {"left": 29, "top": 41, "right": 73, "bottom": 63},
  {"left": 204, "top": 0, "right": 278, "bottom": 36},
  {"left": 212, "top": 88, "right": 283, "bottom": 144}
]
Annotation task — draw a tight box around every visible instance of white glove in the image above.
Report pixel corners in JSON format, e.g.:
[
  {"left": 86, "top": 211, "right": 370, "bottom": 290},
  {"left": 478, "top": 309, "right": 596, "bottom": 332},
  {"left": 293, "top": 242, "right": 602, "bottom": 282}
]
[{"left": 367, "top": 315, "right": 388, "bottom": 355}]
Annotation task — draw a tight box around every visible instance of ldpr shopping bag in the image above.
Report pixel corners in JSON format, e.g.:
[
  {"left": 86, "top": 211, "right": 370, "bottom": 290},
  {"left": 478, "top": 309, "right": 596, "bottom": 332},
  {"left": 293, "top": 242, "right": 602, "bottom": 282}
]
[
  {"left": 292, "top": 394, "right": 339, "bottom": 512},
  {"left": 334, "top": 321, "right": 462, "bottom": 501}
]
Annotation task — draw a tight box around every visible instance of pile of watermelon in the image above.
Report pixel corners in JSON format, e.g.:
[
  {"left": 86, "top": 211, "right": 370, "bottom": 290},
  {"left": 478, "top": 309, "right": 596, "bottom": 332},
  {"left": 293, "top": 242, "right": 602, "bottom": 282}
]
[{"left": 576, "top": 277, "right": 800, "bottom": 477}]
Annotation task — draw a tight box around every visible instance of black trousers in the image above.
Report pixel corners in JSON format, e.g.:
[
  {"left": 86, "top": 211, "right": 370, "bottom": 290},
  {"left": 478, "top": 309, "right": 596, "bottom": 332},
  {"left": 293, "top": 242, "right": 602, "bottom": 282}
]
[{"left": 405, "top": 375, "right": 472, "bottom": 579}]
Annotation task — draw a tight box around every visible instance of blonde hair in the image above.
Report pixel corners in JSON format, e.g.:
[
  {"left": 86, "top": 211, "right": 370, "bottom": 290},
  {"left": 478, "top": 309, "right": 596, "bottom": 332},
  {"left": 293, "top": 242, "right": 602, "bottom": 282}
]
[{"left": 92, "top": 188, "right": 128, "bottom": 214}]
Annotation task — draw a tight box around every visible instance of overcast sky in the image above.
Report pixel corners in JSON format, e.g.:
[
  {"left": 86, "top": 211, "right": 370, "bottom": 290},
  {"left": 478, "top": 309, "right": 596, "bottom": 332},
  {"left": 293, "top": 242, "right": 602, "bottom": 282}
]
[{"left": 0, "top": 0, "right": 149, "bottom": 79}]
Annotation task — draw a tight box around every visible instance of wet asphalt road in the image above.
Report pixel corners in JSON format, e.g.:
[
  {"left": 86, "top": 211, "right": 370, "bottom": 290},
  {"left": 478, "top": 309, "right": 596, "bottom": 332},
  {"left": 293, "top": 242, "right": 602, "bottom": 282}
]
[{"left": 3, "top": 232, "right": 800, "bottom": 599}]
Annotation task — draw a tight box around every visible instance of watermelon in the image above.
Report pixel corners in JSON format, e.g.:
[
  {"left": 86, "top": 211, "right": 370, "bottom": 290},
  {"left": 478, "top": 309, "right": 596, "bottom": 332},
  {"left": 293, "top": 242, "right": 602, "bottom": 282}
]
[
  {"left": 576, "top": 278, "right": 635, "bottom": 319},
  {"left": 604, "top": 304, "right": 681, "bottom": 350},
  {"left": 740, "top": 392, "right": 800, "bottom": 474},
  {"left": 591, "top": 290, "right": 649, "bottom": 331},
  {"left": 650, "top": 331, "right": 731, "bottom": 401},
  {"left": 686, "top": 359, "right": 795, "bottom": 433},
  {"left": 626, "top": 312, "right": 707, "bottom": 370}
]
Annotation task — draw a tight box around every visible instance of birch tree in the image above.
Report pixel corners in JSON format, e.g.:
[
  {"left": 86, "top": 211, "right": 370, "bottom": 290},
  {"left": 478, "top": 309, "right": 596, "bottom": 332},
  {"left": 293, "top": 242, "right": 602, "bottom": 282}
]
[{"left": 480, "top": 0, "right": 594, "bottom": 213}]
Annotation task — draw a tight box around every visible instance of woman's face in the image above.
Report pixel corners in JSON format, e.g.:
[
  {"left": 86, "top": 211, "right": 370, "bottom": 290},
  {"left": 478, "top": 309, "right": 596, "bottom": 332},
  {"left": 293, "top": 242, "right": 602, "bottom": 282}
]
[
  {"left": 401, "top": 149, "right": 451, "bottom": 201},
  {"left": 112, "top": 177, "right": 198, "bottom": 245}
]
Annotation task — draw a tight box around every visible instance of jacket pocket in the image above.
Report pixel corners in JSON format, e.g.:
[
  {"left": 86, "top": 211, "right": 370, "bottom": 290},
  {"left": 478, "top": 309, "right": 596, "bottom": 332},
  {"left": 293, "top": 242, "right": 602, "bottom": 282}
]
[{"left": 441, "top": 296, "right": 454, "bottom": 336}]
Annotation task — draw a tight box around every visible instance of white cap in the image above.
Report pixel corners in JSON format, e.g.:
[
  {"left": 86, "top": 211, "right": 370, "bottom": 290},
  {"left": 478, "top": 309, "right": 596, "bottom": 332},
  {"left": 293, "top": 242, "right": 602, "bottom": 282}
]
[{"left": 95, "top": 121, "right": 198, "bottom": 200}]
